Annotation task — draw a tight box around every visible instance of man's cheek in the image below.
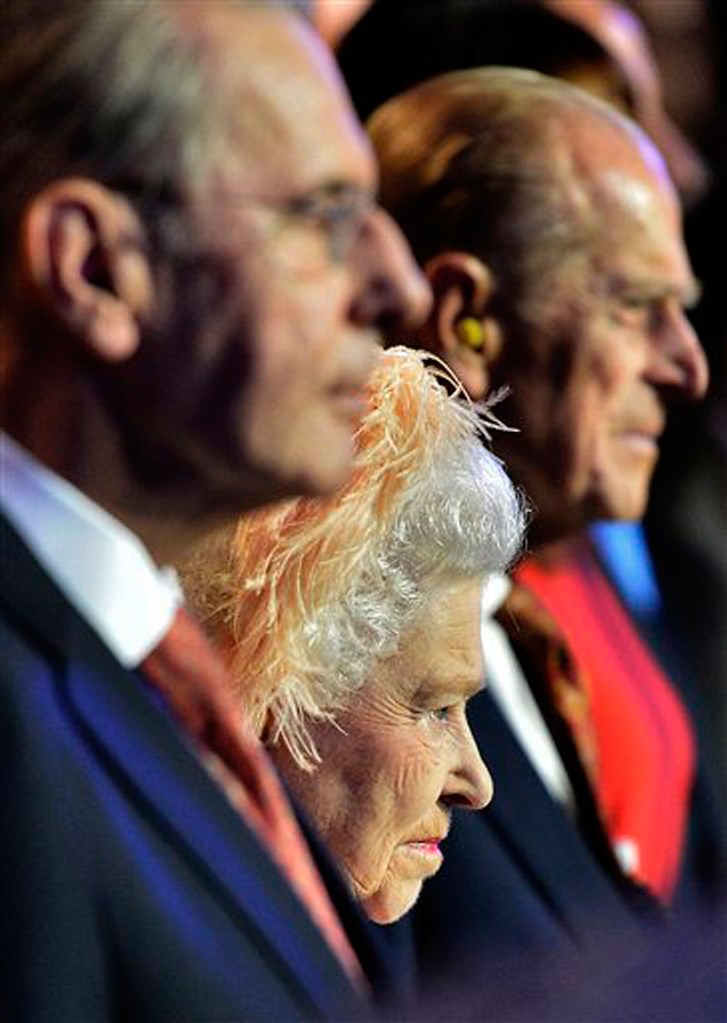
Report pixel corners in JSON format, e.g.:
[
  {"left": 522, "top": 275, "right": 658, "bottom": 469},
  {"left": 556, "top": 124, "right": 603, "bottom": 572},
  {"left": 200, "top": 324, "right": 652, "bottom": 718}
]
[{"left": 559, "top": 403, "right": 601, "bottom": 499}]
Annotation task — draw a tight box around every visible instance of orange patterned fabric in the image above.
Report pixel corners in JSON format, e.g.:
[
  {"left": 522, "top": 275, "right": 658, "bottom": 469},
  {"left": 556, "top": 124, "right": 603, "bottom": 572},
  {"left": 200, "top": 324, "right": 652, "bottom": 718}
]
[{"left": 140, "top": 607, "right": 364, "bottom": 989}]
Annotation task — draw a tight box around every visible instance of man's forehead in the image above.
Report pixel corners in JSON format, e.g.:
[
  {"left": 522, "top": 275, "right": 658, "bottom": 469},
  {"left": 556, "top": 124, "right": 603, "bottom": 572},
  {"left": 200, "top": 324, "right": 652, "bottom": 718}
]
[
  {"left": 572, "top": 118, "right": 680, "bottom": 231},
  {"left": 187, "top": 2, "right": 376, "bottom": 197},
  {"left": 601, "top": 165, "right": 672, "bottom": 223},
  {"left": 586, "top": 170, "right": 698, "bottom": 303}
]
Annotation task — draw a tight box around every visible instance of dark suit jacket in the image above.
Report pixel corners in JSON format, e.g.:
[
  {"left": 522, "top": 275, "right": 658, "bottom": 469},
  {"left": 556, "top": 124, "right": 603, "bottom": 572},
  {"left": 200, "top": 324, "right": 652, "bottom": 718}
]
[
  {"left": 405, "top": 691, "right": 660, "bottom": 988},
  {"left": 0, "top": 514, "right": 387, "bottom": 1021}
]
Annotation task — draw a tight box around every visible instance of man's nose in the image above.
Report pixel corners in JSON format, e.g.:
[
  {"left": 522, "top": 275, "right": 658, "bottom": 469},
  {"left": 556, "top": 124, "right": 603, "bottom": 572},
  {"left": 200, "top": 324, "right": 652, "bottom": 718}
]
[
  {"left": 443, "top": 725, "right": 494, "bottom": 812},
  {"left": 651, "top": 308, "right": 709, "bottom": 402},
  {"left": 349, "top": 207, "right": 432, "bottom": 329}
]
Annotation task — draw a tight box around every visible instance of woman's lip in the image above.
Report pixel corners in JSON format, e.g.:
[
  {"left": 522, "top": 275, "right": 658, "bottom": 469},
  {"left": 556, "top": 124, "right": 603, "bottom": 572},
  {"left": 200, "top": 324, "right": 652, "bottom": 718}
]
[
  {"left": 619, "top": 431, "right": 659, "bottom": 453},
  {"left": 404, "top": 839, "right": 444, "bottom": 855}
]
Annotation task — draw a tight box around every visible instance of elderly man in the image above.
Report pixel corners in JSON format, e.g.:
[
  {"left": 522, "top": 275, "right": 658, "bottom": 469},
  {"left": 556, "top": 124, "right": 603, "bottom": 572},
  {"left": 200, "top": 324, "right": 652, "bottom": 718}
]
[
  {"left": 338, "top": 0, "right": 727, "bottom": 885},
  {"left": 0, "top": 1, "right": 429, "bottom": 1019},
  {"left": 367, "top": 67, "right": 723, "bottom": 982}
]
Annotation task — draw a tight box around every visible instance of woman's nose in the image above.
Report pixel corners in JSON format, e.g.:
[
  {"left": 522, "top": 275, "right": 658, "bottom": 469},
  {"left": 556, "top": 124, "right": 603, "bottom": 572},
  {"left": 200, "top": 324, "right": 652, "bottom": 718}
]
[{"left": 443, "top": 724, "right": 494, "bottom": 812}]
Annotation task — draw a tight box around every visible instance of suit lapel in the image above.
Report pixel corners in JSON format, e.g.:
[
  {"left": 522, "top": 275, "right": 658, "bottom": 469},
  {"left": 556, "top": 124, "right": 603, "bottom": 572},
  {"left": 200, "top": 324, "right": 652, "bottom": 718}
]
[
  {"left": 0, "top": 515, "right": 360, "bottom": 1016},
  {"left": 471, "top": 691, "right": 646, "bottom": 937}
]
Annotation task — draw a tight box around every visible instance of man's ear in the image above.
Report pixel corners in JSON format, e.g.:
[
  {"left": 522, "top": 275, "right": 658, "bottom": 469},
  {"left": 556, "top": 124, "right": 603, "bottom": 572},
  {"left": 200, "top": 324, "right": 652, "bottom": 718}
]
[
  {"left": 423, "top": 251, "right": 503, "bottom": 400},
  {"left": 18, "top": 178, "right": 155, "bottom": 363}
]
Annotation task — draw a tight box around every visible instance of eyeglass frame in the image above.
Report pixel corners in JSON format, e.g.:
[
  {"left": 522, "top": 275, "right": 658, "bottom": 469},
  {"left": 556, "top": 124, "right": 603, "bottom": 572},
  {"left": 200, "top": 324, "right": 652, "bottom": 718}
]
[{"left": 113, "top": 175, "right": 381, "bottom": 268}]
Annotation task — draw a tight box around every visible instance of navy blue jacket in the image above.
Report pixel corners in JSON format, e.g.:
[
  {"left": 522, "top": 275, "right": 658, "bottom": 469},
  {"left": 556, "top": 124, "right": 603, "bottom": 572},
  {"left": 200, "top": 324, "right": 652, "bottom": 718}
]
[{"left": 0, "top": 515, "right": 388, "bottom": 1021}]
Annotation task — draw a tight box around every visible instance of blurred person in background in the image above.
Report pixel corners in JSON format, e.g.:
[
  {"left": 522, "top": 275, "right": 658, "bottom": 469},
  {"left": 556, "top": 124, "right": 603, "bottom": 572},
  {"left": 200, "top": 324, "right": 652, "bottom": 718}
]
[
  {"left": 314, "top": 0, "right": 370, "bottom": 47},
  {"left": 544, "top": 0, "right": 709, "bottom": 206},
  {"left": 0, "top": 1, "right": 430, "bottom": 1018},
  {"left": 367, "top": 67, "right": 724, "bottom": 989}
]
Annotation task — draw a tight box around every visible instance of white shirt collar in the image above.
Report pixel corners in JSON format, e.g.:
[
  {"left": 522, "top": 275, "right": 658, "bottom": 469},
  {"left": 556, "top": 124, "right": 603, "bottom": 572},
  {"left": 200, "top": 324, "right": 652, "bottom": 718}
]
[
  {"left": 480, "top": 572, "right": 576, "bottom": 811},
  {"left": 0, "top": 432, "right": 182, "bottom": 668},
  {"left": 481, "top": 571, "right": 511, "bottom": 618}
]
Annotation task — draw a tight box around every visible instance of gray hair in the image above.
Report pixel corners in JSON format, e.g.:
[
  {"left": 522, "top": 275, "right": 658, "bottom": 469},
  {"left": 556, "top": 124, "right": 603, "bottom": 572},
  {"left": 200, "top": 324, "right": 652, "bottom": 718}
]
[
  {"left": 0, "top": 0, "right": 309, "bottom": 277},
  {"left": 284, "top": 429, "right": 526, "bottom": 769}
]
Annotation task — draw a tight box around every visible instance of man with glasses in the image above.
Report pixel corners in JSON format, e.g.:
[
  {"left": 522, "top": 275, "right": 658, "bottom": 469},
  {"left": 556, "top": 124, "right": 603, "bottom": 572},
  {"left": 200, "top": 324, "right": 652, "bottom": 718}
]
[{"left": 0, "top": 2, "right": 429, "bottom": 1019}]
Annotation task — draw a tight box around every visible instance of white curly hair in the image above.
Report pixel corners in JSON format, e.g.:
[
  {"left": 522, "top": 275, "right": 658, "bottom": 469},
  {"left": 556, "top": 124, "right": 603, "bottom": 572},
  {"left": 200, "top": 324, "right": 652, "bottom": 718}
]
[{"left": 183, "top": 347, "right": 526, "bottom": 769}]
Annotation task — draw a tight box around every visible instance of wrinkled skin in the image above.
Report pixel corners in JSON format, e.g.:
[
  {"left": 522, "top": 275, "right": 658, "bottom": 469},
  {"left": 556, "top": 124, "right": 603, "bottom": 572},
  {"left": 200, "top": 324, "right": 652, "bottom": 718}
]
[
  {"left": 272, "top": 580, "right": 493, "bottom": 924},
  {"left": 492, "top": 119, "right": 707, "bottom": 544}
]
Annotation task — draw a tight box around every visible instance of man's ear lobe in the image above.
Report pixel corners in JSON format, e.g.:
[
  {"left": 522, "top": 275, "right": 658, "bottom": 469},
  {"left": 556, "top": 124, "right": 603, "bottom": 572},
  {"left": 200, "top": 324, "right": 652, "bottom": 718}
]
[
  {"left": 423, "top": 251, "right": 502, "bottom": 400},
  {"left": 19, "top": 178, "right": 154, "bottom": 363}
]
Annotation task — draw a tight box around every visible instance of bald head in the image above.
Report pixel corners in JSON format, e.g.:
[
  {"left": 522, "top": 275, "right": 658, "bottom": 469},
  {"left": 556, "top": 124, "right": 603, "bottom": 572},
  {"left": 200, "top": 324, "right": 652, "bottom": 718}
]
[{"left": 370, "top": 67, "right": 673, "bottom": 322}]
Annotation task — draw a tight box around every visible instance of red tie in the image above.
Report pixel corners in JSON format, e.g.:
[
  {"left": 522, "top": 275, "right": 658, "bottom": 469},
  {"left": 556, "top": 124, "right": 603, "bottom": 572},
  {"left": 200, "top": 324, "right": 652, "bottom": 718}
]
[
  {"left": 140, "top": 607, "right": 364, "bottom": 988},
  {"left": 497, "top": 580, "right": 601, "bottom": 791}
]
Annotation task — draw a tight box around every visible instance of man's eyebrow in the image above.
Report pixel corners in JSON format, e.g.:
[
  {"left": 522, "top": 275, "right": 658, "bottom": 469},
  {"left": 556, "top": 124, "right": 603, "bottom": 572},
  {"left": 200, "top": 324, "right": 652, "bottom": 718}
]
[{"left": 608, "top": 275, "right": 703, "bottom": 308}]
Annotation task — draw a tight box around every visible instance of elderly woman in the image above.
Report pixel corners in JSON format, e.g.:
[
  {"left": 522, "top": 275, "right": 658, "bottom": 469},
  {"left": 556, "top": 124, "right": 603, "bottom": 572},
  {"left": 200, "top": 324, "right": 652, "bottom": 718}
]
[{"left": 184, "top": 348, "right": 525, "bottom": 923}]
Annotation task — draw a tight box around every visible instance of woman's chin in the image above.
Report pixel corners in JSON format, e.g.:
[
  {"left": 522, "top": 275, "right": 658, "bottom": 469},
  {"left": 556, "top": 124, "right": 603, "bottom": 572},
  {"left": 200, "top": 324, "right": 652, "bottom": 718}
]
[{"left": 359, "top": 877, "right": 424, "bottom": 925}]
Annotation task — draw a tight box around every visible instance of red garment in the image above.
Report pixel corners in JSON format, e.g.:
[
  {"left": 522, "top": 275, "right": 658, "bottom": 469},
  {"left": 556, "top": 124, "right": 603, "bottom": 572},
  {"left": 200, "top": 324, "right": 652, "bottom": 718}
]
[
  {"left": 141, "top": 607, "right": 364, "bottom": 988},
  {"left": 497, "top": 580, "right": 600, "bottom": 790},
  {"left": 516, "top": 541, "right": 695, "bottom": 902}
]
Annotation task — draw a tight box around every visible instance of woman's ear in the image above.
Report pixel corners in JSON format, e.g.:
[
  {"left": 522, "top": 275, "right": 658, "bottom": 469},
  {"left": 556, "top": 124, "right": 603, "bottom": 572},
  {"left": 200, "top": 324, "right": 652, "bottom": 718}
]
[
  {"left": 18, "top": 177, "right": 155, "bottom": 363},
  {"left": 423, "top": 251, "right": 503, "bottom": 400}
]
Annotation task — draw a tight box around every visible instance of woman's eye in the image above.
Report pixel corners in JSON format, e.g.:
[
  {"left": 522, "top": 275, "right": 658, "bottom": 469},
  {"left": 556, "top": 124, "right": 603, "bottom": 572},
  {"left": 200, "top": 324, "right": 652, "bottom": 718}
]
[{"left": 430, "top": 705, "right": 452, "bottom": 722}]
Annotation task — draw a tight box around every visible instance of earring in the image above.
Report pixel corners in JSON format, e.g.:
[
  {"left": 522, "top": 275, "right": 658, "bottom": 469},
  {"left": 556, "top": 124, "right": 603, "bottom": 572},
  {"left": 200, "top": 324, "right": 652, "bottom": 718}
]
[{"left": 456, "top": 317, "right": 485, "bottom": 351}]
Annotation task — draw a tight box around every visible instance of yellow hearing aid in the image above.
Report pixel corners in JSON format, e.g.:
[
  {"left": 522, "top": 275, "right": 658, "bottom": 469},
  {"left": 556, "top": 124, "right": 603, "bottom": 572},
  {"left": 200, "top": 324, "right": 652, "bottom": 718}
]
[{"left": 456, "top": 317, "right": 485, "bottom": 351}]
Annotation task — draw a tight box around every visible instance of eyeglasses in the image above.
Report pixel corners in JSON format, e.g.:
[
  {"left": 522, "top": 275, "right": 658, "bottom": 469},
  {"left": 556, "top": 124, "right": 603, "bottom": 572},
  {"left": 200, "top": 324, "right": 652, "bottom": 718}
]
[
  {"left": 119, "top": 178, "right": 379, "bottom": 273},
  {"left": 266, "top": 183, "right": 378, "bottom": 265}
]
